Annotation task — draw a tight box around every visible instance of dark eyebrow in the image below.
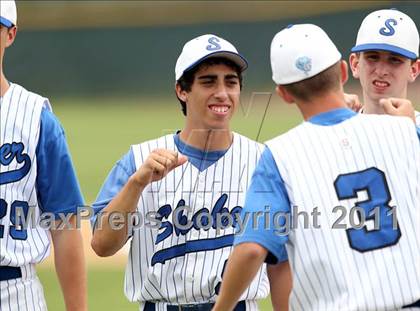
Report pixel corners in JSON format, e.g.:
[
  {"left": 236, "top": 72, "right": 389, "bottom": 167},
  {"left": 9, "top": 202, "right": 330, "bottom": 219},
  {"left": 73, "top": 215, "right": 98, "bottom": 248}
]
[
  {"left": 197, "top": 75, "right": 217, "bottom": 80},
  {"left": 225, "top": 74, "right": 239, "bottom": 80},
  {"left": 389, "top": 53, "right": 404, "bottom": 58}
]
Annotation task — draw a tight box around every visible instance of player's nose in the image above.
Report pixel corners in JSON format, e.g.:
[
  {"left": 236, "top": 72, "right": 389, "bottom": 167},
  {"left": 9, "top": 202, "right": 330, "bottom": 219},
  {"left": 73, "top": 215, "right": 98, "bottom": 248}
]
[
  {"left": 374, "top": 63, "right": 390, "bottom": 77},
  {"left": 213, "top": 82, "right": 229, "bottom": 100}
]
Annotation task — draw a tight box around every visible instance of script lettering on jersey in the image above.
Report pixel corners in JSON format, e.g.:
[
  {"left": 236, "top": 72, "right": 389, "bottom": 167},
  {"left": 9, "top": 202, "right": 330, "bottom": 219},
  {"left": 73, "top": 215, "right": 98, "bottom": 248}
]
[
  {"left": 0, "top": 142, "right": 31, "bottom": 185},
  {"left": 151, "top": 193, "right": 242, "bottom": 265}
]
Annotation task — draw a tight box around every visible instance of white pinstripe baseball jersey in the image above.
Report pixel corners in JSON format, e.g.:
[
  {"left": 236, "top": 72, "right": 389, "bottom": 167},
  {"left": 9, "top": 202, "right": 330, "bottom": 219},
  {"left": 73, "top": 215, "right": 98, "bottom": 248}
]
[
  {"left": 1, "top": 82, "right": 84, "bottom": 311},
  {"left": 415, "top": 110, "right": 420, "bottom": 126},
  {"left": 0, "top": 83, "right": 51, "bottom": 267},
  {"left": 237, "top": 109, "right": 420, "bottom": 310},
  {"left": 94, "top": 132, "right": 269, "bottom": 310}
]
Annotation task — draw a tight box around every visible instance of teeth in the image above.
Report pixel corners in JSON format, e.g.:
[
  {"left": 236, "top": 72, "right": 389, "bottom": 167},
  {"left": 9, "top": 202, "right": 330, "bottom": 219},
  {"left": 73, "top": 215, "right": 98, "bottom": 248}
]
[
  {"left": 210, "top": 106, "right": 229, "bottom": 113},
  {"left": 374, "top": 81, "right": 389, "bottom": 87}
]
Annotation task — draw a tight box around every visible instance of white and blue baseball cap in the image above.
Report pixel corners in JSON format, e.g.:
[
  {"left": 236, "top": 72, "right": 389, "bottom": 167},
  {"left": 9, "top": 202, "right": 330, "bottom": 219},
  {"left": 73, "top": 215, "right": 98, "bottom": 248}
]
[
  {"left": 270, "top": 24, "right": 342, "bottom": 85},
  {"left": 0, "top": 0, "right": 17, "bottom": 27},
  {"left": 351, "top": 9, "right": 419, "bottom": 60},
  {"left": 175, "top": 34, "right": 248, "bottom": 81}
]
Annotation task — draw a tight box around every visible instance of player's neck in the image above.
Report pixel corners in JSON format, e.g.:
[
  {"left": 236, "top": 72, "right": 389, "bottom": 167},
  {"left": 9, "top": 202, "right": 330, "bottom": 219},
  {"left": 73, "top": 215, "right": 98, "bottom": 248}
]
[
  {"left": 0, "top": 73, "right": 9, "bottom": 97},
  {"left": 296, "top": 91, "right": 348, "bottom": 121},
  {"left": 178, "top": 128, "right": 233, "bottom": 151}
]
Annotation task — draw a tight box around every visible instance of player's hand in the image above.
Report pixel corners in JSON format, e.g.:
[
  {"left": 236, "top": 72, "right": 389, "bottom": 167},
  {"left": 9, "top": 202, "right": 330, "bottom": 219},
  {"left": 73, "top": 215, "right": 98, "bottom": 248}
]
[
  {"left": 380, "top": 98, "right": 415, "bottom": 123},
  {"left": 344, "top": 93, "right": 363, "bottom": 112},
  {"left": 133, "top": 149, "right": 188, "bottom": 187}
]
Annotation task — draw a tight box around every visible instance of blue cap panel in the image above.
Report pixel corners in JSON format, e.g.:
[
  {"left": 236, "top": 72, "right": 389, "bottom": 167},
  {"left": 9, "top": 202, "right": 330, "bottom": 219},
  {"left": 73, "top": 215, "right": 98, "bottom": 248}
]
[
  {"left": 0, "top": 17, "right": 13, "bottom": 28},
  {"left": 351, "top": 43, "right": 417, "bottom": 60}
]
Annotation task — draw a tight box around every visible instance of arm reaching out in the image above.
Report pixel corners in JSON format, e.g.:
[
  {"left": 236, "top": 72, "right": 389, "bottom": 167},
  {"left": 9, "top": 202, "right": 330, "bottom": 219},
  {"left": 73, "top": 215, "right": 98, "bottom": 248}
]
[
  {"left": 212, "top": 243, "right": 267, "bottom": 311},
  {"left": 91, "top": 149, "right": 187, "bottom": 257}
]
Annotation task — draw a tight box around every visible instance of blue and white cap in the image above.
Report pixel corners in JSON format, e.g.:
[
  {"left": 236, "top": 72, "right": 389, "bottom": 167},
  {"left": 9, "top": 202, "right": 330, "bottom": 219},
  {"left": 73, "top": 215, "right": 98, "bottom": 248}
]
[
  {"left": 270, "top": 24, "right": 342, "bottom": 85},
  {"left": 351, "top": 9, "right": 419, "bottom": 60},
  {"left": 175, "top": 34, "right": 248, "bottom": 81},
  {"left": 0, "top": 0, "right": 17, "bottom": 27}
]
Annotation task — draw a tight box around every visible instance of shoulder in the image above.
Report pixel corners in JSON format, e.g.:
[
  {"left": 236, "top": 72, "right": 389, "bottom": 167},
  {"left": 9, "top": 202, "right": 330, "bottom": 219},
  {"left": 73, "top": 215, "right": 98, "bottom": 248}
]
[
  {"left": 10, "top": 82, "right": 52, "bottom": 111},
  {"left": 415, "top": 110, "right": 420, "bottom": 127},
  {"left": 232, "top": 132, "right": 264, "bottom": 150}
]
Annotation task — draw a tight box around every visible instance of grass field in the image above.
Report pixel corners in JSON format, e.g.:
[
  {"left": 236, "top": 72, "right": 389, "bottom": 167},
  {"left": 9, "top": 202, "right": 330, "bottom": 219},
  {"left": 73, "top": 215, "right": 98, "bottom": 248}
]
[{"left": 36, "top": 96, "right": 301, "bottom": 310}]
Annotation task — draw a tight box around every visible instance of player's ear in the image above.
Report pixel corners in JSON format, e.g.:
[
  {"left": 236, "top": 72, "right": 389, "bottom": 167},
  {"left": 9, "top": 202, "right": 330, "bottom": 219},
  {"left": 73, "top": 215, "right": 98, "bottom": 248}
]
[
  {"left": 349, "top": 53, "right": 360, "bottom": 79},
  {"left": 175, "top": 83, "right": 188, "bottom": 102},
  {"left": 275, "top": 85, "right": 294, "bottom": 104},
  {"left": 340, "top": 60, "right": 349, "bottom": 85},
  {"left": 5, "top": 26, "right": 17, "bottom": 48},
  {"left": 408, "top": 59, "right": 420, "bottom": 83}
]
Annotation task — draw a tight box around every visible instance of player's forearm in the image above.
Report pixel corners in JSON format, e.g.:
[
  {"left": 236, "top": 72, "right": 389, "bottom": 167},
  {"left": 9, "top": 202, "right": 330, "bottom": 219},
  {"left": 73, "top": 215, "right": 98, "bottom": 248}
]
[
  {"left": 51, "top": 216, "right": 87, "bottom": 311},
  {"left": 91, "top": 176, "right": 145, "bottom": 256},
  {"left": 267, "top": 261, "right": 292, "bottom": 311},
  {"left": 213, "top": 243, "right": 267, "bottom": 311}
]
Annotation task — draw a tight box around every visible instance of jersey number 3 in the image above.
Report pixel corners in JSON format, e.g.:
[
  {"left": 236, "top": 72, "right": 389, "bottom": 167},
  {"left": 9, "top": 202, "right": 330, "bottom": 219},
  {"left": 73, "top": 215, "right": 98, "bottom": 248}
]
[{"left": 334, "top": 167, "right": 401, "bottom": 252}]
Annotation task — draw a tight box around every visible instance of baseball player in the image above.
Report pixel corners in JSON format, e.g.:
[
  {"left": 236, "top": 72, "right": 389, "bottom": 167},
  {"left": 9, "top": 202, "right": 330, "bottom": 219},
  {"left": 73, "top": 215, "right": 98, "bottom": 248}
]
[
  {"left": 0, "top": 1, "right": 87, "bottom": 310},
  {"left": 91, "top": 34, "right": 276, "bottom": 310},
  {"left": 213, "top": 24, "right": 420, "bottom": 311},
  {"left": 349, "top": 8, "right": 420, "bottom": 125}
]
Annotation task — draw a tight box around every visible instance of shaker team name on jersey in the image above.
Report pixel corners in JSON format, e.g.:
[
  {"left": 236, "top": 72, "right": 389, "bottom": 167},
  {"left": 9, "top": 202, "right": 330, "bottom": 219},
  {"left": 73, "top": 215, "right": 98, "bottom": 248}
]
[
  {"left": 0, "top": 142, "right": 31, "bottom": 185},
  {"left": 153, "top": 193, "right": 242, "bottom": 265}
]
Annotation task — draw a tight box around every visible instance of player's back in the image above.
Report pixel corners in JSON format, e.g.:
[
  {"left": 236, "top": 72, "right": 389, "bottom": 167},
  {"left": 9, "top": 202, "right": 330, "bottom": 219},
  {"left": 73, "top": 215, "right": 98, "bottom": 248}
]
[{"left": 266, "top": 113, "right": 420, "bottom": 310}]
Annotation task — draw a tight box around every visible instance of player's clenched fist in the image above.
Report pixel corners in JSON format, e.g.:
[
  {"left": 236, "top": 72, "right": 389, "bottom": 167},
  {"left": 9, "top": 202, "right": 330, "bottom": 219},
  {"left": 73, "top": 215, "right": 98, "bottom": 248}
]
[
  {"left": 133, "top": 149, "right": 188, "bottom": 186},
  {"left": 380, "top": 98, "right": 415, "bottom": 123},
  {"left": 344, "top": 93, "right": 363, "bottom": 112}
]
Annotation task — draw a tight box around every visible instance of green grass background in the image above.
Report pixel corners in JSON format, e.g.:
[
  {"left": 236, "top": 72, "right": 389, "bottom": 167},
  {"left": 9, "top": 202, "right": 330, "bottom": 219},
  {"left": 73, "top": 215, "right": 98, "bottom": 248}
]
[{"left": 36, "top": 96, "right": 301, "bottom": 310}]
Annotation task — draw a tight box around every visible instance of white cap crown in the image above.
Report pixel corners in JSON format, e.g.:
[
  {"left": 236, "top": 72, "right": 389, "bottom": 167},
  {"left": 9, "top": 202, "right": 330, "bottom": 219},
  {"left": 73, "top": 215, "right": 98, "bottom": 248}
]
[
  {"left": 175, "top": 34, "right": 247, "bottom": 81},
  {"left": 270, "top": 24, "right": 341, "bottom": 85},
  {"left": 351, "top": 9, "right": 419, "bottom": 59},
  {"left": 0, "top": 0, "right": 17, "bottom": 27}
]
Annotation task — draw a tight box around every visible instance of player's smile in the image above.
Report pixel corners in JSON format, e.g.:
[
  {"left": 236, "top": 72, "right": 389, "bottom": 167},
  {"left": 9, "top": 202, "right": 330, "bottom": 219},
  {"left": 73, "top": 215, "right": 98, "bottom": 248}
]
[{"left": 208, "top": 104, "right": 231, "bottom": 115}]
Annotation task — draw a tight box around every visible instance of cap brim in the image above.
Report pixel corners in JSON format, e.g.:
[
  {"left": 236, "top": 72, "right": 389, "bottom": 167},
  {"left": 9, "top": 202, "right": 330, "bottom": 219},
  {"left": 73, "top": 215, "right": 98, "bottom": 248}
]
[
  {"left": 184, "top": 51, "right": 248, "bottom": 75},
  {"left": 351, "top": 43, "right": 417, "bottom": 60},
  {"left": 0, "top": 17, "right": 13, "bottom": 28}
]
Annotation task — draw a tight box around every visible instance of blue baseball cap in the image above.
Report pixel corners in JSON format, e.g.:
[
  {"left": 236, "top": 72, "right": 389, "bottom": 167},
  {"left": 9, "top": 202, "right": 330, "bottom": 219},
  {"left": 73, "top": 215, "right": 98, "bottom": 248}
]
[{"left": 351, "top": 9, "right": 419, "bottom": 60}]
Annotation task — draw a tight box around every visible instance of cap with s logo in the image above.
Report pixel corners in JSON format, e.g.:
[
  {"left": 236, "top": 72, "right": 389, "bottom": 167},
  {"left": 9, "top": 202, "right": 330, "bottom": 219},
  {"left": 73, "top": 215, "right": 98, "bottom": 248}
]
[
  {"left": 175, "top": 34, "right": 248, "bottom": 81},
  {"left": 0, "top": 0, "right": 17, "bottom": 27},
  {"left": 351, "top": 9, "right": 419, "bottom": 59}
]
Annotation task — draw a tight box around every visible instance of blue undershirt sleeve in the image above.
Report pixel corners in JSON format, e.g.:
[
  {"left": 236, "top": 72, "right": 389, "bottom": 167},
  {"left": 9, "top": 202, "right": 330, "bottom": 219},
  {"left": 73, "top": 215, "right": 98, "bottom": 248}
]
[
  {"left": 416, "top": 126, "right": 420, "bottom": 141},
  {"left": 90, "top": 149, "right": 136, "bottom": 228},
  {"left": 234, "top": 147, "right": 290, "bottom": 264},
  {"left": 36, "top": 108, "right": 84, "bottom": 217}
]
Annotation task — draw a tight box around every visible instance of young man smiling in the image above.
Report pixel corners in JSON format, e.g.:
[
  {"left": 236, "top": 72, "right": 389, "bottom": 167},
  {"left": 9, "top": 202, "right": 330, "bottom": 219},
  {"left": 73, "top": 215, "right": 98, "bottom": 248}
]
[
  {"left": 349, "top": 8, "right": 420, "bottom": 125},
  {"left": 91, "top": 34, "right": 275, "bottom": 310}
]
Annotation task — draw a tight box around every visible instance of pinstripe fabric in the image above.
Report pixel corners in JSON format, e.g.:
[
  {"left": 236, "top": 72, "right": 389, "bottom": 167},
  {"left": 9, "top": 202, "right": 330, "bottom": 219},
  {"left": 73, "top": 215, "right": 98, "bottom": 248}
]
[
  {"left": 0, "top": 264, "right": 47, "bottom": 311},
  {"left": 128, "top": 133, "right": 268, "bottom": 310},
  {"left": 0, "top": 83, "right": 50, "bottom": 311},
  {"left": 266, "top": 114, "right": 420, "bottom": 311}
]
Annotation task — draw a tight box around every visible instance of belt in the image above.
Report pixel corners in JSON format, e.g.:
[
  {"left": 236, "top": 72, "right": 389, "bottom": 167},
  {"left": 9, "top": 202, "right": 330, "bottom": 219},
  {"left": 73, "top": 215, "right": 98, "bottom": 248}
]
[
  {"left": 0, "top": 266, "right": 22, "bottom": 281},
  {"left": 144, "top": 300, "right": 246, "bottom": 311},
  {"left": 403, "top": 299, "right": 420, "bottom": 308}
]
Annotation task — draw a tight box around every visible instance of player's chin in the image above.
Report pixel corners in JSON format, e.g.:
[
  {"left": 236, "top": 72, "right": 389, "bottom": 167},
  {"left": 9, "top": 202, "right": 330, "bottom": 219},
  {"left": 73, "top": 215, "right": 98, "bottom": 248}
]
[{"left": 206, "top": 118, "right": 232, "bottom": 130}]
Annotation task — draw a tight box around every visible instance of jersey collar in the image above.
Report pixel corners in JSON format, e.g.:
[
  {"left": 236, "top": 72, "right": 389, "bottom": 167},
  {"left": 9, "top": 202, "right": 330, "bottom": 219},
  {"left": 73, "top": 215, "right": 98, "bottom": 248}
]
[{"left": 307, "top": 108, "right": 357, "bottom": 126}]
